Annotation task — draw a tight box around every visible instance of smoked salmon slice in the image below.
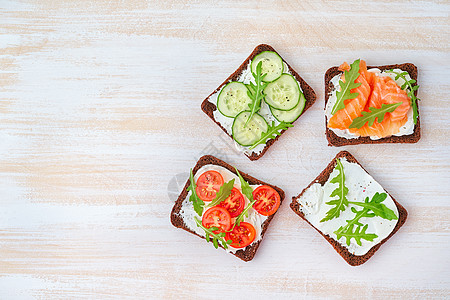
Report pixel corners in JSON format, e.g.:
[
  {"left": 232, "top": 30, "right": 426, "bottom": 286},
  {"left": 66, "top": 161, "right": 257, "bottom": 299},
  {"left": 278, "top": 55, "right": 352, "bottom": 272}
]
[
  {"left": 327, "top": 60, "right": 372, "bottom": 130},
  {"left": 328, "top": 60, "right": 411, "bottom": 138}
]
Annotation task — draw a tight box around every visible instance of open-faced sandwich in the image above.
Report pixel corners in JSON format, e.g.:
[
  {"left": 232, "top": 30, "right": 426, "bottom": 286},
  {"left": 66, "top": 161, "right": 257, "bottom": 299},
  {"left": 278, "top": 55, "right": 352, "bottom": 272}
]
[
  {"left": 201, "top": 44, "right": 316, "bottom": 160},
  {"left": 290, "top": 151, "right": 407, "bottom": 266},
  {"left": 325, "top": 59, "right": 421, "bottom": 146},
  {"left": 171, "top": 155, "right": 285, "bottom": 261}
]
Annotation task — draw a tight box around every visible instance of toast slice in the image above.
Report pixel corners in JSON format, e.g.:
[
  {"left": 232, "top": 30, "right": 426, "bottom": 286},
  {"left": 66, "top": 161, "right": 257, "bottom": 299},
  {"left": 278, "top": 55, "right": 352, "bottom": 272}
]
[
  {"left": 201, "top": 44, "right": 316, "bottom": 160},
  {"left": 171, "top": 155, "right": 285, "bottom": 262},
  {"left": 290, "top": 151, "right": 407, "bottom": 266},
  {"left": 325, "top": 63, "right": 421, "bottom": 146}
]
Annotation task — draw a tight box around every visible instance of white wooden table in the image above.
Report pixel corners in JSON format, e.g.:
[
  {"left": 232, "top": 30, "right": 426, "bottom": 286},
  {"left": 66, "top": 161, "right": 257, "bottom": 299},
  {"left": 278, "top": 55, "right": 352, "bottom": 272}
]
[{"left": 1, "top": 1, "right": 449, "bottom": 299}]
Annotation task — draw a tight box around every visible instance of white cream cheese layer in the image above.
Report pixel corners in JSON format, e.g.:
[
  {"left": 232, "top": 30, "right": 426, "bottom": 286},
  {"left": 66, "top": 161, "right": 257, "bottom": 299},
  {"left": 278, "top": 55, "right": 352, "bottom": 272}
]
[
  {"left": 207, "top": 61, "right": 303, "bottom": 155},
  {"left": 296, "top": 158, "right": 399, "bottom": 256},
  {"left": 179, "top": 164, "right": 268, "bottom": 254},
  {"left": 325, "top": 68, "right": 414, "bottom": 140}
]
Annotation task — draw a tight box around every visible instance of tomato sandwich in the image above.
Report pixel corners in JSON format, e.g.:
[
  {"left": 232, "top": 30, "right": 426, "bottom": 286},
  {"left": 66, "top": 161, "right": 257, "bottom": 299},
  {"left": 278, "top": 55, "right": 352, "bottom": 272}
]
[{"left": 170, "top": 155, "right": 284, "bottom": 261}]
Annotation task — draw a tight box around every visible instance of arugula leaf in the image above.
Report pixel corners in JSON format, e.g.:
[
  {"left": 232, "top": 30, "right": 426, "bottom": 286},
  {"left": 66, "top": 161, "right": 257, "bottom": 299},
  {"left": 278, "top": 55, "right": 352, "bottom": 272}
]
[
  {"left": 187, "top": 169, "right": 204, "bottom": 216},
  {"left": 206, "top": 179, "right": 235, "bottom": 208},
  {"left": 348, "top": 102, "right": 402, "bottom": 129},
  {"left": 320, "top": 159, "right": 349, "bottom": 222},
  {"left": 349, "top": 192, "right": 398, "bottom": 221},
  {"left": 331, "top": 59, "right": 362, "bottom": 115},
  {"left": 245, "top": 61, "right": 269, "bottom": 127},
  {"left": 194, "top": 217, "right": 233, "bottom": 249},
  {"left": 234, "top": 167, "right": 253, "bottom": 201},
  {"left": 226, "top": 168, "right": 255, "bottom": 228},
  {"left": 334, "top": 205, "right": 376, "bottom": 246},
  {"left": 335, "top": 223, "right": 378, "bottom": 246},
  {"left": 234, "top": 198, "right": 257, "bottom": 227},
  {"left": 333, "top": 192, "right": 397, "bottom": 246},
  {"left": 386, "top": 69, "right": 420, "bottom": 124},
  {"left": 248, "top": 121, "right": 293, "bottom": 150}
]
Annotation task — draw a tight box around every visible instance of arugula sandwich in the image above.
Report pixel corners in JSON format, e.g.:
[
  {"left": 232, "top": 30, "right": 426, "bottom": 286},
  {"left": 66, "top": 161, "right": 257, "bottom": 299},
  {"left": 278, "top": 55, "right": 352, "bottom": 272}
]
[{"left": 290, "top": 151, "right": 407, "bottom": 266}]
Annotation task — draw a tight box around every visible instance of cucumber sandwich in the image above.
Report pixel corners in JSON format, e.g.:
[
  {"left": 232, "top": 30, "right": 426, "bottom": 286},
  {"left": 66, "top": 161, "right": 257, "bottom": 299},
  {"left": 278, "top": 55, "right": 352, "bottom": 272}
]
[{"left": 201, "top": 44, "right": 316, "bottom": 161}]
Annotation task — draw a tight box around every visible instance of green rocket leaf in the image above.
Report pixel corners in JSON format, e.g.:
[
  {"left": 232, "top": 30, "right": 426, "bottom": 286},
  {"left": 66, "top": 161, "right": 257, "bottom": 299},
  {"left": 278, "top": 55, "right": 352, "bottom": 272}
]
[
  {"left": 206, "top": 178, "right": 235, "bottom": 208},
  {"left": 335, "top": 223, "right": 378, "bottom": 246},
  {"left": 245, "top": 61, "right": 268, "bottom": 127},
  {"left": 187, "top": 169, "right": 204, "bottom": 216},
  {"left": 334, "top": 192, "right": 397, "bottom": 246},
  {"left": 386, "top": 69, "right": 420, "bottom": 125},
  {"left": 349, "top": 102, "right": 402, "bottom": 129},
  {"left": 194, "top": 217, "right": 232, "bottom": 249},
  {"left": 234, "top": 167, "right": 253, "bottom": 202},
  {"left": 248, "top": 121, "right": 293, "bottom": 150},
  {"left": 331, "top": 59, "right": 362, "bottom": 115},
  {"left": 320, "top": 159, "right": 349, "bottom": 222},
  {"left": 349, "top": 192, "right": 398, "bottom": 221}
]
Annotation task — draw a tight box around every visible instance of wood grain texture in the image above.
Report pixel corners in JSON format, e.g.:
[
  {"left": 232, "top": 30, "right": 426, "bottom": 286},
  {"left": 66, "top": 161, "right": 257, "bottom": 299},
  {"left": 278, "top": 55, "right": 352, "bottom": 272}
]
[{"left": 0, "top": 0, "right": 449, "bottom": 299}]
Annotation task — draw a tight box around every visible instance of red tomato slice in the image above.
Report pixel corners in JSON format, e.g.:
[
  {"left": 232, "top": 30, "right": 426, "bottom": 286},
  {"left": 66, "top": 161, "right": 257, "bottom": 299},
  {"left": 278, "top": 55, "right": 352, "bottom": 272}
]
[
  {"left": 252, "top": 185, "right": 280, "bottom": 216},
  {"left": 226, "top": 222, "right": 256, "bottom": 248},
  {"left": 195, "top": 170, "right": 224, "bottom": 202},
  {"left": 202, "top": 207, "right": 232, "bottom": 234},
  {"left": 218, "top": 187, "right": 245, "bottom": 218}
]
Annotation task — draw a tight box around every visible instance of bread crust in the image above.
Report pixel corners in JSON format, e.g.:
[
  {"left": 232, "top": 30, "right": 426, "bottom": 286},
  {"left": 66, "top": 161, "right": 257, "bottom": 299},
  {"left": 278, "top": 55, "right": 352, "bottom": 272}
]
[
  {"left": 290, "top": 151, "right": 408, "bottom": 266},
  {"left": 201, "top": 44, "right": 316, "bottom": 160},
  {"left": 170, "top": 155, "right": 285, "bottom": 262},
  {"left": 325, "top": 63, "right": 421, "bottom": 146}
]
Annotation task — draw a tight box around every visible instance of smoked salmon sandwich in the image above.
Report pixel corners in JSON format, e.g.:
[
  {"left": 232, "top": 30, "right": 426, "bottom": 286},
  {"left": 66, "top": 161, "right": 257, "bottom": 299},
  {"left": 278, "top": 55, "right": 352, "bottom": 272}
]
[{"left": 325, "top": 59, "right": 421, "bottom": 146}]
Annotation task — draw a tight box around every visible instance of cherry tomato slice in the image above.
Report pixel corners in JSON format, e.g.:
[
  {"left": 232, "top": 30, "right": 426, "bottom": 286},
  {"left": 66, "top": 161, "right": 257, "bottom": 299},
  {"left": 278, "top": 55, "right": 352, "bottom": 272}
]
[
  {"left": 195, "top": 170, "right": 224, "bottom": 202},
  {"left": 218, "top": 187, "right": 245, "bottom": 218},
  {"left": 252, "top": 185, "right": 281, "bottom": 216},
  {"left": 202, "top": 207, "right": 232, "bottom": 234},
  {"left": 226, "top": 222, "right": 256, "bottom": 248}
]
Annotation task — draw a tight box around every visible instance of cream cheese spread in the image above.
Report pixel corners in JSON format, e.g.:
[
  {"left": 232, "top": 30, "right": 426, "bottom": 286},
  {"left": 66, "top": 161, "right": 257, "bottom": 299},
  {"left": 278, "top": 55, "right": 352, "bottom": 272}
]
[
  {"left": 179, "top": 164, "right": 268, "bottom": 254},
  {"left": 325, "top": 68, "right": 415, "bottom": 140},
  {"left": 296, "top": 157, "right": 399, "bottom": 256}
]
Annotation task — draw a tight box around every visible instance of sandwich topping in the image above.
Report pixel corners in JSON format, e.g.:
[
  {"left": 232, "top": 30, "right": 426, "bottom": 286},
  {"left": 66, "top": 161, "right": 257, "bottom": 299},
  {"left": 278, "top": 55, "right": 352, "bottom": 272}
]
[
  {"left": 325, "top": 59, "right": 420, "bottom": 140},
  {"left": 207, "top": 50, "right": 305, "bottom": 155},
  {"left": 179, "top": 164, "right": 281, "bottom": 253},
  {"left": 296, "top": 157, "right": 399, "bottom": 255}
]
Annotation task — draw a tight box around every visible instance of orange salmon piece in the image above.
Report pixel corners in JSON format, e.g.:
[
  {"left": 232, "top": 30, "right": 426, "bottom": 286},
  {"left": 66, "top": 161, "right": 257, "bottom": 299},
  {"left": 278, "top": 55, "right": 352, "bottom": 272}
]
[
  {"left": 349, "top": 75, "right": 411, "bottom": 138},
  {"left": 328, "top": 60, "right": 372, "bottom": 130}
]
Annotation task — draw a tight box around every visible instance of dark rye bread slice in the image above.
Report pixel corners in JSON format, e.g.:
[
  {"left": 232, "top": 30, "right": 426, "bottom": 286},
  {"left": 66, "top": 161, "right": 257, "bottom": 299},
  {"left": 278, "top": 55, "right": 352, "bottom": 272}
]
[
  {"left": 201, "top": 44, "right": 316, "bottom": 160},
  {"left": 170, "top": 155, "right": 285, "bottom": 262},
  {"left": 290, "top": 151, "right": 407, "bottom": 266},
  {"left": 325, "top": 63, "right": 421, "bottom": 146}
]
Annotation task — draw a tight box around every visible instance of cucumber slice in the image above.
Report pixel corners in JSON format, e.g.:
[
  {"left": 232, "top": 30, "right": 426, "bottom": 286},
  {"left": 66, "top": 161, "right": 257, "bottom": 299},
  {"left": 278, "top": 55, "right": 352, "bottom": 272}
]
[
  {"left": 263, "top": 74, "right": 300, "bottom": 111},
  {"left": 232, "top": 111, "right": 268, "bottom": 147},
  {"left": 217, "top": 82, "right": 252, "bottom": 118},
  {"left": 251, "top": 51, "right": 283, "bottom": 82},
  {"left": 270, "top": 92, "right": 305, "bottom": 122}
]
